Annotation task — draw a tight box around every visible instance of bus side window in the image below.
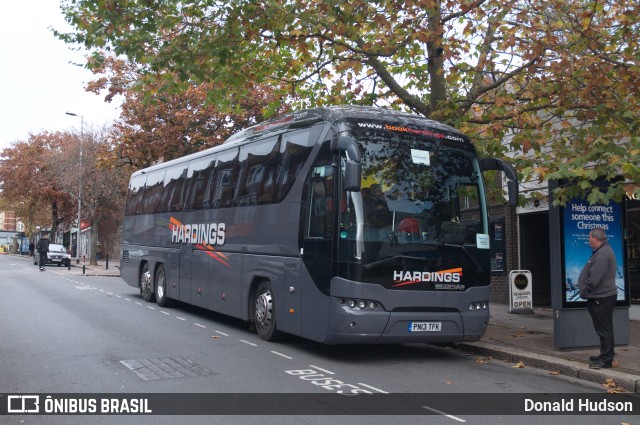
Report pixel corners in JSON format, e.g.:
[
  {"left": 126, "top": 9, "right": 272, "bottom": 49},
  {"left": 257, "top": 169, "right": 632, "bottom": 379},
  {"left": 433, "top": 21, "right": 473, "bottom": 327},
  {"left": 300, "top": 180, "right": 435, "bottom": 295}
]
[
  {"left": 277, "top": 125, "right": 322, "bottom": 202},
  {"left": 184, "top": 157, "right": 215, "bottom": 211},
  {"left": 309, "top": 180, "right": 327, "bottom": 237},
  {"left": 235, "top": 137, "right": 280, "bottom": 207},
  {"left": 211, "top": 148, "right": 239, "bottom": 208},
  {"left": 162, "top": 165, "right": 187, "bottom": 213},
  {"left": 141, "top": 170, "right": 166, "bottom": 214},
  {"left": 125, "top": 174, "right": 146, "bottom": 216},
  {"left": 305, "top": 141, "right": 335, "bottom": 239}
]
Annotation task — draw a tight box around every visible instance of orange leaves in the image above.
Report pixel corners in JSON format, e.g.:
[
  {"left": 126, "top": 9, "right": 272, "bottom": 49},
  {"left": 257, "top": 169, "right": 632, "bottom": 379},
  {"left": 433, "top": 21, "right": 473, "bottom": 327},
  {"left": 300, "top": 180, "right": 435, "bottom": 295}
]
[{"left": 603, "top": 378, "right": 627, "bottom": 393}]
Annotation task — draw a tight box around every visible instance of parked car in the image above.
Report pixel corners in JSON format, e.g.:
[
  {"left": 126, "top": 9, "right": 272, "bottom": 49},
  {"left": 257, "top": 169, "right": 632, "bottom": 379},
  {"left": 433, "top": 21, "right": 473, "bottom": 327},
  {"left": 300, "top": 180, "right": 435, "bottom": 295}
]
[{"left": 33, "top": 243, "right": 71, "bottom": 267}]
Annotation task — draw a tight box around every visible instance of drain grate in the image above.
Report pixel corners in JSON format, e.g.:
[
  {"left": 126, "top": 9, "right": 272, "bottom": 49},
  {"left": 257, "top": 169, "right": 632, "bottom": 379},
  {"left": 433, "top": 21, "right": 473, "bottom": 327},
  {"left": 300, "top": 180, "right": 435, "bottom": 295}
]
[{"left": 120, "top": 357, "right": 213, "bottom": 381}]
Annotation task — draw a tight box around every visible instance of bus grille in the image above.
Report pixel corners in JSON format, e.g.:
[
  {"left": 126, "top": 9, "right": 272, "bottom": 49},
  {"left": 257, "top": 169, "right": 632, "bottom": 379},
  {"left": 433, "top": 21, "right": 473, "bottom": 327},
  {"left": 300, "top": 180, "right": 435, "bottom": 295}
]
[{"left": 392, "top": 307, "right": 459, "bottom": 313}]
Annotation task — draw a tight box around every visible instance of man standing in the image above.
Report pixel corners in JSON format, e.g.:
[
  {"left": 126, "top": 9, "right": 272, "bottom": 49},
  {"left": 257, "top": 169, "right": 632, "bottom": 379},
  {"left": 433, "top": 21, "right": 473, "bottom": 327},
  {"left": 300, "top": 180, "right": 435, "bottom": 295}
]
[
  {"left": 577, "top": 228, "right": 618, "bottom": 369},
  {"left": 35, "top": 233, "right": 50, "bottom": 271}
]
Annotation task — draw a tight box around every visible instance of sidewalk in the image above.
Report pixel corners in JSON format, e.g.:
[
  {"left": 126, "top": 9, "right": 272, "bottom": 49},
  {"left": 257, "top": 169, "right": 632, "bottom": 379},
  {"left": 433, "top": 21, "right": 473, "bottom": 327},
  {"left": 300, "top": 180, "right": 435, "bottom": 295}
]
[
  {"left": 67, "top": 260, "right": 121, "bottom": 277},
  {"left": 11, "top": 253, "right": 121, "bottom": 277},
  {"left": 459, "top": 303, "right": 640, "bottom": 393}
]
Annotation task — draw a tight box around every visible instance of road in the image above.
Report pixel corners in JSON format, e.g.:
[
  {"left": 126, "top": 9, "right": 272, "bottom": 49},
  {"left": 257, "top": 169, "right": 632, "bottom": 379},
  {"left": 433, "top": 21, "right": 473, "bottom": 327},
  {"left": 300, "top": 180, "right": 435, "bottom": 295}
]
[{"left": 1, "top": 255, "right": 637, "bottom": 425}]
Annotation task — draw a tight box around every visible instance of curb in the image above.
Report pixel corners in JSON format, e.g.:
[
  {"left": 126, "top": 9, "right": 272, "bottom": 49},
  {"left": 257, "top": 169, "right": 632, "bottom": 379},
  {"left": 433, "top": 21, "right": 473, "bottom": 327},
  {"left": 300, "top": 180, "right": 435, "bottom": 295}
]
[
  {"left": 68, "top": 267, "right": 120, "bottom": 277},
  {"left": 458, "top": 341, "right": 640, "bottom": 393}
]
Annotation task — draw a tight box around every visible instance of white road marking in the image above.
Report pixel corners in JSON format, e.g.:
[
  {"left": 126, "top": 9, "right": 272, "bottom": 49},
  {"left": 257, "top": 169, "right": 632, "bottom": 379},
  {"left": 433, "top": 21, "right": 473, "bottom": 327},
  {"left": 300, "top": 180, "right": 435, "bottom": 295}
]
[
  {"left": 240, "top": 340, "right": 257, "bottom": 347},
  {"left": 194, "top": 323, "right": 206, "bottom": 328},
  {"left": 422, "top": 405, "right": 466, "bottom": 422},
  {"left": 215, "top": 331, "right": 229, "bottom": 337},
  {"left": 308, "top": 365, "right": 334, "bottom": 375},
  {"left": 357, "top": 383, "right": 388, "bottom": 394},
  {"left": 271, "top": 351, "right": 293, "bottom": 359}
]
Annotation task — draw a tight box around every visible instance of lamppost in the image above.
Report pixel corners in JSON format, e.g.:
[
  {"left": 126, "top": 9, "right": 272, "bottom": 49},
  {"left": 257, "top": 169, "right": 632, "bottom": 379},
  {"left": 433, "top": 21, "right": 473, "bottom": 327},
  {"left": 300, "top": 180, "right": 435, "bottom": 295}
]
[{"left": 66, "top": 111, "right": 83, "bottom": 264}]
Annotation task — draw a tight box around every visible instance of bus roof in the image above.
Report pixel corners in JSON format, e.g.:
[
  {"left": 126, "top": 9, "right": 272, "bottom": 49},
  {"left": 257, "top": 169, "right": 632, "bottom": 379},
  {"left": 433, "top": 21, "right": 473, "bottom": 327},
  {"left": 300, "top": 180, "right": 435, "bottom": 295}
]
[
  {"left": 132, "top": 106, "right": 471, "bottom": 177},
  {"left": 225, "top": 105, "right": 468, "bottom": 144}
]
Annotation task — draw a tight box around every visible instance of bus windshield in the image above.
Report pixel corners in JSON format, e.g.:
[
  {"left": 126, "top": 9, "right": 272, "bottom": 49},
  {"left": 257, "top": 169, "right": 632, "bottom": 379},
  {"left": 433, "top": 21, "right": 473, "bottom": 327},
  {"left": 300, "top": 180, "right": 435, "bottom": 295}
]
[{"left": 337, "top": 128, "right": 490, "bottom": 289}]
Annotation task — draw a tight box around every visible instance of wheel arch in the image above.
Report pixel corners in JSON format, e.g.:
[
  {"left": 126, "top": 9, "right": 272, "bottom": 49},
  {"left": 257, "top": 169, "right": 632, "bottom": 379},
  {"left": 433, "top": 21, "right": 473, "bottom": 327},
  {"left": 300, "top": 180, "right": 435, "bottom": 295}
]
[
  {"left": 138, "top": 260, "right": 150, "bottom": 289},
  {"left": 247, "top": 274, "right": 273, "bottom": 324}
]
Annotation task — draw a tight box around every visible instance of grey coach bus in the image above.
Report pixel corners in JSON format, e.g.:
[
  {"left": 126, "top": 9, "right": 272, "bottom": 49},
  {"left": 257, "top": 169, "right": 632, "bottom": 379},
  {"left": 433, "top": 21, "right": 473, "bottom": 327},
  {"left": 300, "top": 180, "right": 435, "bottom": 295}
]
[{"left": 120, "top": 106, "right": 518, "bottom": 344}]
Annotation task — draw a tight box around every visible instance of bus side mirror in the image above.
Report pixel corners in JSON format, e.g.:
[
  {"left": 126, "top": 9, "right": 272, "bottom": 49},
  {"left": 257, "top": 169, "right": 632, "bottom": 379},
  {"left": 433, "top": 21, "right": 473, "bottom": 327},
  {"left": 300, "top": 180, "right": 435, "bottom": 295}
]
[
  {"left": 332, "top": 135, "right": 362, "bottom": 192},
  {"left": 331, "top": 135, "right": 361, "bottom": 162},
  {"left": 479, "top": 157, "right": 519, "bottom": 207},
  {"left": 344, "top": 160, "right": 361, "bottom": 192}
]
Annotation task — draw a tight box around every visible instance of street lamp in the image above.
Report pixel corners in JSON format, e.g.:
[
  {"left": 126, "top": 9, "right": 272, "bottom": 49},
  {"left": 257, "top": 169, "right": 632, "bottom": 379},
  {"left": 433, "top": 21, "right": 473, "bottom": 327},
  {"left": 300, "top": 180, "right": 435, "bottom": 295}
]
[{"left": 66, "top": 111, "right": 84, "bottom": 264}]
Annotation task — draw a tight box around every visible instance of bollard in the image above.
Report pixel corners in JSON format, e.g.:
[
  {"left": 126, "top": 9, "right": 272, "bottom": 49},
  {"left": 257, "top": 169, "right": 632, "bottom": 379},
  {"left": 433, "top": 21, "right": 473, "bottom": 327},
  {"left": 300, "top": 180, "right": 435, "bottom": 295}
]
[
  {"left": 83, "top": 265, "right": 86, "bottom": 275},
  {"left": 106, "top": 254, "right": 109, "bottom": 270},
  {"left": 68, "top": 262, "right": 70, "bottom": 271}
]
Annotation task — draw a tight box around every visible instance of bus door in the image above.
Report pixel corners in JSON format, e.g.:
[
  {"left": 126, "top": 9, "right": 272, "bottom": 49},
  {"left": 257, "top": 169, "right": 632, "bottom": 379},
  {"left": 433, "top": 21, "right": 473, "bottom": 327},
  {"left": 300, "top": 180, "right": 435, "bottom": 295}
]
[
  {"left": 303, "top": 164, "right": 335, "bottom": 288},
  {"left": 299, "top": 142, "right": 336, "bottom": 340}
]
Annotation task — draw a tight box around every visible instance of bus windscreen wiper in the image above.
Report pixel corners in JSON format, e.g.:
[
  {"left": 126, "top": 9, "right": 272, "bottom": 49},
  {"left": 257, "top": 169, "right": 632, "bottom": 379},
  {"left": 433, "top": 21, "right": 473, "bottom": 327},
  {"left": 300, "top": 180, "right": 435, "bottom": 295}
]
[
  {"left": 363, "top": 254, "right": 427, "bottom": 269},
  {"left": 440, "top": 242, "right": 484, "bottom": 274}
]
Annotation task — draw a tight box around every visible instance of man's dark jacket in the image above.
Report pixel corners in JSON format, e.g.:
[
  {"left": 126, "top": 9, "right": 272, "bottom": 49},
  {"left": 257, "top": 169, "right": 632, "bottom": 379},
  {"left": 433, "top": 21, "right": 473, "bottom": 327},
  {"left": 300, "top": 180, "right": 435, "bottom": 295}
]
[{"left": 577, "top": 240, "right": 617, "bottom": 299}]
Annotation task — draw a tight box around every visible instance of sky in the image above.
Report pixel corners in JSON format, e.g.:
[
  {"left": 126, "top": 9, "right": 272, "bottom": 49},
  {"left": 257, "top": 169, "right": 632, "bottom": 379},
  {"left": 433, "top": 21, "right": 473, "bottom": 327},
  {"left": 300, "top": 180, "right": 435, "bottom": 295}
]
[{"left": 0, "top": 0, "right": 121, "bottom": 152}]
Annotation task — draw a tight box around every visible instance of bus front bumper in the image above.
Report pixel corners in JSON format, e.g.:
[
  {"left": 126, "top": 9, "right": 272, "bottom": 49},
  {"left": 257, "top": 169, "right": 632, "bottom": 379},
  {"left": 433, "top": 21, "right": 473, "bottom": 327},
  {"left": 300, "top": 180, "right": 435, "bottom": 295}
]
[{"left": 324, "top": 278, "right": 490, "bottom": 344}]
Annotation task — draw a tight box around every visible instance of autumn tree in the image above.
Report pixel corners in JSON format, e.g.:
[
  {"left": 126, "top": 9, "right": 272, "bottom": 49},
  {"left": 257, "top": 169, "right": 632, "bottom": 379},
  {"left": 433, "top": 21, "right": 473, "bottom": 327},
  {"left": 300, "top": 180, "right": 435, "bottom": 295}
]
[
  {"left": 85, "top": 55, "right": 290, "bottom": 169},
  {"left": 0, "top": 133, "right": 75, "bottom": 237},
  {"left": 45, "top": 125, "right": 131, "bottom": 264},
  {"left": 0, "top": 128, "right": 131, "bottom": 264},
  {"left": 58, "top": 0, "right": 640, "bottom": 203}
]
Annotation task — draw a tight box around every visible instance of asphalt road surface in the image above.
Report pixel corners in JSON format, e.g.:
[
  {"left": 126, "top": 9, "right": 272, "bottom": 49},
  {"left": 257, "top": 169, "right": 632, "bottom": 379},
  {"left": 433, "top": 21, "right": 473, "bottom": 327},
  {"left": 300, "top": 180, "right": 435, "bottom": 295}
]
[{"left": 1, "top": 255, "right": 637, "bottom": 425}]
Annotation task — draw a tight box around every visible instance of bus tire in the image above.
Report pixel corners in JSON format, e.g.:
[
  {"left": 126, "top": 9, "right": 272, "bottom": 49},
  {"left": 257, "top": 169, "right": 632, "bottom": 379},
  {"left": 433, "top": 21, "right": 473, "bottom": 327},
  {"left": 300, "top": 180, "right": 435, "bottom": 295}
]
[
  {"left": 140, "top": 262, "right": 155, "bottom": 302},
  {"left": 254, "top": 281, "right": 280, "bottom": 341},
  {"left": 155, "top": 264, "right": 172, "bottom": 307}
]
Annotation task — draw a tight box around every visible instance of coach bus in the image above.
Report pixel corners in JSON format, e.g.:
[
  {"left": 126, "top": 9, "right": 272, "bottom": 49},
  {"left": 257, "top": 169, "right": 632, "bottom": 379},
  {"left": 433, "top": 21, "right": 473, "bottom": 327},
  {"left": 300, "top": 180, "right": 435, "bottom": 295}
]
[{"left": 120, "top": 106, "right": 518, "bottom": 344}]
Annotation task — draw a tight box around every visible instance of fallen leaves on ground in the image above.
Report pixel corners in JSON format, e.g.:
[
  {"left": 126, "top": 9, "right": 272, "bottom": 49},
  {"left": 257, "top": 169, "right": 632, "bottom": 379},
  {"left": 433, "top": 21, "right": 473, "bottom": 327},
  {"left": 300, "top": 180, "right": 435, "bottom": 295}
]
[
  {"left": 512, "top": 361, "right": 525, "bottom": 368},
  {"left": 603, "top": 378, "right": 627, "bottom": 393}
]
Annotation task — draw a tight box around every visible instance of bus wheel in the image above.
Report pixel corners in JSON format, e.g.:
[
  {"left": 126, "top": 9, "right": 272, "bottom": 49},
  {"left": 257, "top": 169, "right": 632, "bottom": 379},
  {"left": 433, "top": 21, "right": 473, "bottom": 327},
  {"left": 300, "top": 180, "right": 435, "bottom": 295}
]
[
  {"left": 155, "top": 264, "right": 172, "bottom": 307},
  {"left": 254, "top": 281, "right": 280, "bottom": 341},
  {"left": 140, "top": 263, "right": 155, "bottom": 302}
]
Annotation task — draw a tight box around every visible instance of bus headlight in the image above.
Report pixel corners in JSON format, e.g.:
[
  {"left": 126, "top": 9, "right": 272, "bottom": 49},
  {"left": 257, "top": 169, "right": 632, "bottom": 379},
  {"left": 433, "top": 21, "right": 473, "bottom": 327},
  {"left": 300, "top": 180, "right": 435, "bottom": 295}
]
[
  {"left": 468, "top": 302, "right": 488, "bottom": 311},
  {"left": 338, "top": 298, "right": 380, "bottom": 310}
]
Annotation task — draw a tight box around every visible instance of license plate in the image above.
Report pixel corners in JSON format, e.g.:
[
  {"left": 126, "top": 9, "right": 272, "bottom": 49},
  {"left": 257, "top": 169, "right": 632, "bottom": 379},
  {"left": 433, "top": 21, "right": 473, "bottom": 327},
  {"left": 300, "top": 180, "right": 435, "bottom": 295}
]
[{"left": 409, "top": 322, "right": 441, "bottom": 332}]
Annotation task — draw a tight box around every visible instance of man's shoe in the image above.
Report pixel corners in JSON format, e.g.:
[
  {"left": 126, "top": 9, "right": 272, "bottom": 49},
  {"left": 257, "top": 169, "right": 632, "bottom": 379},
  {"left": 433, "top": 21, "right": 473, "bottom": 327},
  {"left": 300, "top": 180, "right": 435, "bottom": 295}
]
[
  {"left": 589, "top": 355, "right": 601, "bottom": 361},
  {"left": 589, "top": 359, "right": 612, "bottom": 369}
]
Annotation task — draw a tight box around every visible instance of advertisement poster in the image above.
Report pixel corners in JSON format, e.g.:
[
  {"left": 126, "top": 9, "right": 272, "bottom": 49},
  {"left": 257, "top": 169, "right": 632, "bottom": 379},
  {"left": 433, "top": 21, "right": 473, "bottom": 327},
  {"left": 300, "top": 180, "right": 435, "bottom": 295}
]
[
  {"left": 563, "top": 198, "right": 627, "bottom": 306},
  {"left": 490, "top": 220, "right": 505, "bottom": 272}
]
